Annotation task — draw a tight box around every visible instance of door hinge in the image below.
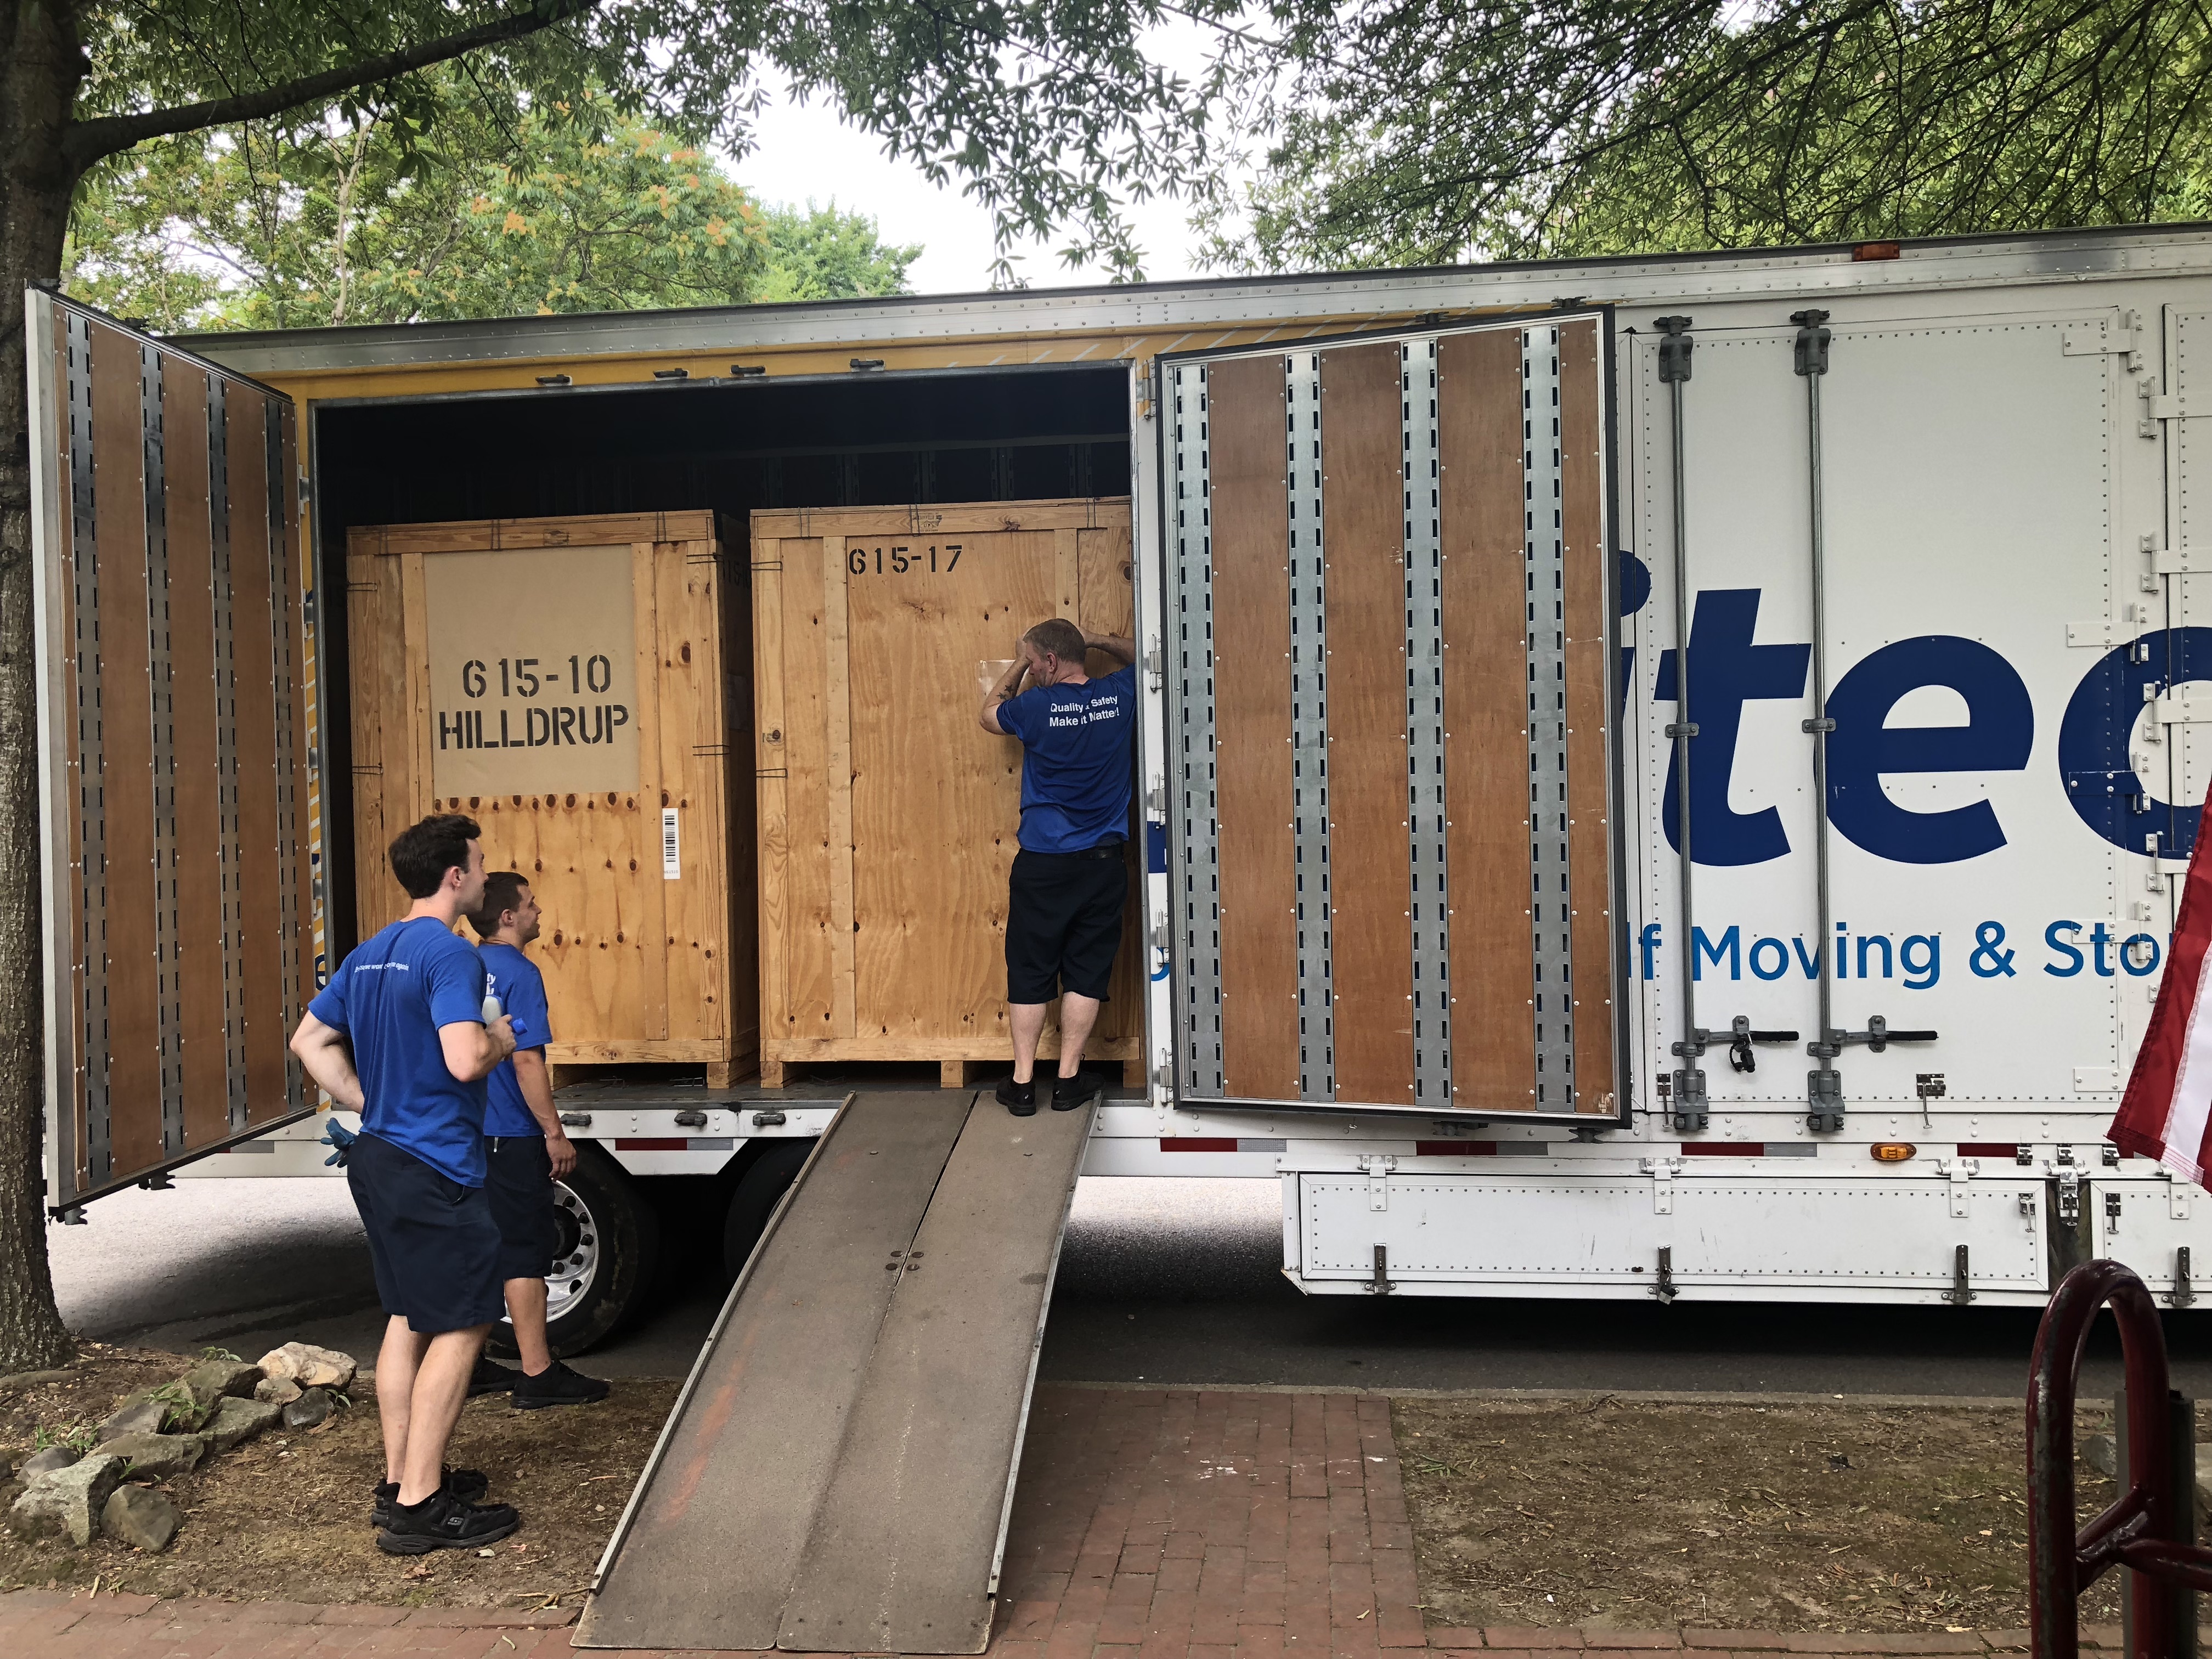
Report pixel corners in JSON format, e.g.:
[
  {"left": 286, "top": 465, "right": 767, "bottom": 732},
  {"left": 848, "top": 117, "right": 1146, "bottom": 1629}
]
[
  {"left": 2064, "top": 311, "right": 2142, "bottom": 368},
  {"left": 1653, "top": 1245, "right": 1677, "bottom": 1303},
  {"left": 1643, "top": 1155, "right": 1681, "bottom": 1214},
  {"left": 1361, "top": 1153, "right": 1396, "bottom": 1210},
  {"left": 1939, "top": 1156, "right": 1978, "bottom": 1218}
]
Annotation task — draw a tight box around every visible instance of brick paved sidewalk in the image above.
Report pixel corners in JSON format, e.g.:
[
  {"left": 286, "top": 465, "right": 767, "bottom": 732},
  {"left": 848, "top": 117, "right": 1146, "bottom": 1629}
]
[{"left": 0, "top": 1386, "right": 2115, "bottom": 1659}]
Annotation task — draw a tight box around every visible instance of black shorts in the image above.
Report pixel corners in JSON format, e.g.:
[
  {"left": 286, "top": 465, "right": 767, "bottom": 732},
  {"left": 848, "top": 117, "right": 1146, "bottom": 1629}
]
[
  {"left": 1007, "top": 843, "right": 1127, "bottom": 1003},
  {"left": 346, "top": 1131, "right": 505, "bottom": 1335},
  {"left": 484, "top": 1135, "right": 559, "bottom": 1282}
]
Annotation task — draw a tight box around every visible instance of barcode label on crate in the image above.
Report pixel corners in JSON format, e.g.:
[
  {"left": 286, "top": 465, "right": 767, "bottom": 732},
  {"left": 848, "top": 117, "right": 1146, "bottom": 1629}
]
[{"left": 661, "top": 808, "right": 681, "bottom": 879}]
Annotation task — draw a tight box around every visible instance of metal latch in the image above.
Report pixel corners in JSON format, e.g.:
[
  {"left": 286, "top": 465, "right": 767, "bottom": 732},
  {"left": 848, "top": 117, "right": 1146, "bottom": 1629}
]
[
  {"left": 1361, "top": 1154, "right": 1396, "bottom": 1210},
  {"left": 1944, "top": 1244, "right": 1976, "bottom": 1305},
  {"left": 1643, "top": 1156, "right": 1681, "bottom": 1214},
  {"left": 2176, "top": 1246, "right": 2197, "bottom": 1309},
  {"left": 2105, "top": 1190, "right": 2124, "bottom": 1238},
  {"left": 1719, "top": 1015, "right": 1799, "bottom": 1074},
  {"left": 1365, "top": 1244, "right": 1396, "bottom": 1295},
  {"left": 2055, "top": 1166, "right": 2082, "bottom": 1228},
  {"left": 1812, "top": 1014, "right": 1939, "bottom": 1057}
]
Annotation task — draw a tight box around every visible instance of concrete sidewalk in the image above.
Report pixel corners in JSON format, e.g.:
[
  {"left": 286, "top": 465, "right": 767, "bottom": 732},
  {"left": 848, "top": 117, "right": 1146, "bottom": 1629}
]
[{"left": 0, "top": 1387, "right": 2112, "bottom": 1659}]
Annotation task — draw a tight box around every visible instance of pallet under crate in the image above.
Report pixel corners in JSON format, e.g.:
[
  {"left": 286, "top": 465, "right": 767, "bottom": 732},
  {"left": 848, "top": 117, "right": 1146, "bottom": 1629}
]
[{"left": 751, "top": 498, "right": 1144, "bottom": 1094}]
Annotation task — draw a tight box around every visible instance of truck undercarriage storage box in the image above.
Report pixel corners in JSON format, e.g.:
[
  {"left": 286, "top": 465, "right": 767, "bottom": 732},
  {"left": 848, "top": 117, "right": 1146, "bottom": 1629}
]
[
  {"left": 749, "top": 497, "right": 1141, "bottom": 1088},
  {"left": 345, "top": 511, "right": 757, "bottom": 1079}
]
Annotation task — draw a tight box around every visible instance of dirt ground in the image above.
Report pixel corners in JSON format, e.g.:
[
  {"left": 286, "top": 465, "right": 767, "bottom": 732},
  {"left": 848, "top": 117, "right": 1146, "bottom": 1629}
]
[
  {"left": 1394, "top": 1395, "right": 2138, "bottom": 1634},
  {"left": 1, "top": 1345, "right": 673, "bottom": 1610}
]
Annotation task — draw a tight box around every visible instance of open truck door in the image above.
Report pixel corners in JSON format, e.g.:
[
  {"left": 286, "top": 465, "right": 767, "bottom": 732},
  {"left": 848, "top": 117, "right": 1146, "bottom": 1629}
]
[
  {"left": 1159, "top": 311, "right": 1627, "bottom": 1122},
  {"left": 25, "top": 290, "right": 319, "bottom": 1216}
]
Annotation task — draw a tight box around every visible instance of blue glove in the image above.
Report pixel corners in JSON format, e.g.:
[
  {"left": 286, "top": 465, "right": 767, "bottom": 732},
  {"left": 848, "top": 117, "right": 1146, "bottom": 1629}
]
[{"left": 320, "top": 1118, "right": 357, "bottom": 1167}]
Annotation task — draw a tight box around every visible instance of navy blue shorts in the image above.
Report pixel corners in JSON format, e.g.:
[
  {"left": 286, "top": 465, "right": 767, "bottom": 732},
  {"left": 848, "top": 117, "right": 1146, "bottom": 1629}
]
[
  {"left": 484, "top": 1135, "right": 558, "bottom": 1282},
  {"left": 346, "top": 1131, "right": 505, "bottom": 1334},
  {"left": 1007, "top": 844, "right": 1127, "bottom": 1002}
]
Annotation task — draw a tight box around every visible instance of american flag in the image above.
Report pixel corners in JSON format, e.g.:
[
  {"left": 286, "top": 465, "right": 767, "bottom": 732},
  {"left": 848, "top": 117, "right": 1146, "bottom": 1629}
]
[{"left": 2111, "top": 797, "right": 2212, "bottom": 1186}]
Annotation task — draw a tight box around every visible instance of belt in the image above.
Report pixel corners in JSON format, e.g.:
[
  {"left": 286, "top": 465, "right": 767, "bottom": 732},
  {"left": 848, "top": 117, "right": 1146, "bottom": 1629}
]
[{"left": 1025, "top": 839, "right": 1126, "bottom": 861}]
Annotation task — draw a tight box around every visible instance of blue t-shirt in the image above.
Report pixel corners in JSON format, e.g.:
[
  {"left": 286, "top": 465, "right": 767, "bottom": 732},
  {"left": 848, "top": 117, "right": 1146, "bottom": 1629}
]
[
  {"left": 479, "top": 943, "right": 551, "bottom": 1138},
  {"left": 307, "top": 918, "right": 490, "bottom": 1186},
  {"left": 997, "top": 664, "right": 1137, "bottom": 853}
]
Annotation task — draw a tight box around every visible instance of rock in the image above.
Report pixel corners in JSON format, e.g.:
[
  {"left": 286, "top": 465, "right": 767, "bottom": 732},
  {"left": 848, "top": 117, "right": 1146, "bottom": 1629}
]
[
  {"left": 2083, "top": 1434, "right": 2117, "bottom": 1479},
  {"left": 257, "top": 1341, "right": 356, "bottom": 1392},
  {"left": 202, "top": 1395, "right": 284, "bottom": 1453},
  {"left": 101, "top": 1485, "right": 180, "bottom": 1552},
  {"left": 8, "top": 1454, "right": 123, "bottom": 1544},
  {"left": 98, "top": 1397, "right": 172, "bottom": 1441},
  {"left": 16, "top": 1447, "right": 78, "bottom": 1480},
  {"left": 178, "top": 1359, "right": 263, "bottom": 1419},
  {"left": 89, "top": 1432, "right": 206, "bottom": 1481},
  {"left": 282, "top": 1387, "right": 332, "bottom": 1430},
  {"left": 253, "top": 1375, "right": 302, "bottom": 1405}
]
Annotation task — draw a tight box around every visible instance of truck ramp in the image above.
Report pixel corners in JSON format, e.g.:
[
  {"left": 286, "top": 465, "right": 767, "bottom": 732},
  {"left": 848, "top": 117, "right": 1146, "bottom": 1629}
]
[{"left": 576, "top": 1088, "right": 1093, "bottom": 1654}]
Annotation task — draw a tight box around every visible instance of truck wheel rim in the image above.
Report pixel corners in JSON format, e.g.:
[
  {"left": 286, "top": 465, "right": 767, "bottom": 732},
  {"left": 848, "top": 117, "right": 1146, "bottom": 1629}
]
[{"left": 543, "top": 1180, "right": 600, "bottom": 1320}]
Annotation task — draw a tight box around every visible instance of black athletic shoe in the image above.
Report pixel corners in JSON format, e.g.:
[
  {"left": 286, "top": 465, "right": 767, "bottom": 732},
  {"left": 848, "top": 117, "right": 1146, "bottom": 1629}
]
[
  {"left": 375, "top": 1487, "right": 521, "bottom": 1555},
  {"left": 1052, "top": 1070, "right": 1104, "bottom": 1111},
  {"left": 996, "top": 1077, "right": 1037, "bottom": 1116},
  {"left": 468, "top": 1354, "right": 520, "bottom": 1396},
  {"left": 511, "top": 1359, "right": 611, "bottom": 1410},
  {"left": 370, "top": 1467, "right": 489, "bottom": 1530}
]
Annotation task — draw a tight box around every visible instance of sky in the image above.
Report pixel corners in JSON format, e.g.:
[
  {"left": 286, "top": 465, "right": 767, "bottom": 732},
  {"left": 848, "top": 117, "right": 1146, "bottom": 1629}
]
[{"left": 720, "top": 14, "right": 1248, "bottom": 296}]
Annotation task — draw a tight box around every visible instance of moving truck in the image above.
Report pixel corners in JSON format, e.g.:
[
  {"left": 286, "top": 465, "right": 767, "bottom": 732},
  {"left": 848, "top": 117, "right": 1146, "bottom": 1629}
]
[{"left": 29, "top": 223, "right": 2212, "bottom": 1350}]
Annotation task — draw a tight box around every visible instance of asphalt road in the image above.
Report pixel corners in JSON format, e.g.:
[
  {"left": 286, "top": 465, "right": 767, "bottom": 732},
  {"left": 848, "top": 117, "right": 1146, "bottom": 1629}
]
[{"left": 44, "top": 1174, "right": 2212, "bottom": 1397}]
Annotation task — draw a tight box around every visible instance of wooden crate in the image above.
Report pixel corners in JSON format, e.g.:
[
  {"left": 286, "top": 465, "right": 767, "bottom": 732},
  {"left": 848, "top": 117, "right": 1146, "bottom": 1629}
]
[
  {"left": 751, "top": 498, "right": 1143, "bottom": 1089},
  {"left": 346, "top": 511, "right": 758, "bottom": 1082}
]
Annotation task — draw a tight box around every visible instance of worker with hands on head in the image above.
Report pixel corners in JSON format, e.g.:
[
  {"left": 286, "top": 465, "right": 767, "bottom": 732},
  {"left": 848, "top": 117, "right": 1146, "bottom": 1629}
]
[
  {"left": 464, "top": 871, "right": 610, "bottom": 1409},
  {"left": 289, "top": 812, "right": 521, "bottom": 1555},
  {"left": 977, "top": 620, "right": 1138, "bottom": 1116}
]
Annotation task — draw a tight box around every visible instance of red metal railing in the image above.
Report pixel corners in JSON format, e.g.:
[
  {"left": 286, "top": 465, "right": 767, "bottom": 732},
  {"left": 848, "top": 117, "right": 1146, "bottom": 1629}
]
[{"left": 2029, "top": 1260, "right": 2200, "bottom": 1659}]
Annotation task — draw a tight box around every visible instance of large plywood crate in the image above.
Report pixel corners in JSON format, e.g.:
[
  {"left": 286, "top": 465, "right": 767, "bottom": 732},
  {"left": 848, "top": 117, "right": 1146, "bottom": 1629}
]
[
  {"left": 751, "top": 498, "right": 1142, "bottom": 1088},
  {"left": 346, "top": 511, "right": 757, "bottom": 1081}
]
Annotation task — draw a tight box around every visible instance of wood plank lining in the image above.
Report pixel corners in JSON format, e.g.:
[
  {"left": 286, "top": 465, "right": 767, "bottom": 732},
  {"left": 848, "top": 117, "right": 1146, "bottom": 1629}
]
[
  {"left": 780, "top": 539, "right": 837, "bottom": 1039},
  {"left": 228, "top": 398, "right": 290, "bottom": 1122},
  {"left": 162, "top": 359, "right": 229, "bottom": 1149},
  {"left": 275, "top": 406, "right": 309, "bottom": 1120},
  {"left": 1440, "top": 329, "right": 1537, "bottom": 1111},
  {"left": 1559, "top": 318, "right": 1617, "bottom": 1113},
  {"left": 1319, "top": 343, "right": 1415, "bottom": 1105},
  {"left": 753, "top": 548, "right": 791, "bottom": 1047},
  {"left": 823, "top": 541, "right": 856, "bottom": 1038},
  {"left": 91, "top": 323, "right": 162, "bottom": 1175},
  {"left": 1206, "top": 356, "right": 1300, "bottom": 1101}
]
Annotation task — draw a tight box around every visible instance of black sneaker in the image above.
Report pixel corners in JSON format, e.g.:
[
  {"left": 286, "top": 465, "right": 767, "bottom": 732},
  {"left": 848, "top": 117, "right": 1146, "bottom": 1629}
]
[
  {"left": 468, "top": 1354, "right": 520, "bottom": 1396},
  {"left": 1052, "top": 1070, "right": 1104, "bottom": 1111},
  {"left": 375, "top": 1487, "right": 521, "bottom": 1555},
  {"left": 370, "top": 1468, "right": 491, "bottom": 1530},
  {"left": 995, "top": 1077, "right": 1037, "bottom": 1117},
  {"left": 512, "top": 1359, "right": 611, "bottom": 1410}
]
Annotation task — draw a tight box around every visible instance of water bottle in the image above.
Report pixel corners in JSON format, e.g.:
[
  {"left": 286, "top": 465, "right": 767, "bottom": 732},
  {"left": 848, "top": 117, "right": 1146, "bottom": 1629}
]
[{"left": 483, "top": 990, "right": 503, "bottom": 1023}]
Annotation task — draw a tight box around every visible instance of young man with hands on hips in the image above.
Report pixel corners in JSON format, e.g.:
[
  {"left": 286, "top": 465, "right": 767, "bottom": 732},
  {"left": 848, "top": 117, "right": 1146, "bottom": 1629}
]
[{"left": 289, "top": 814, "right": 522, "bottom": 1554}]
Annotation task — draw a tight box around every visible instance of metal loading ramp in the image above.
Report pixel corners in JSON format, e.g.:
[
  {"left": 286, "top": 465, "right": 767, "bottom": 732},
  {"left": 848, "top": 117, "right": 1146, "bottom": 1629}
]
[{"left": 575, "top": 1088, "right": 1094, "bottom": 1654}]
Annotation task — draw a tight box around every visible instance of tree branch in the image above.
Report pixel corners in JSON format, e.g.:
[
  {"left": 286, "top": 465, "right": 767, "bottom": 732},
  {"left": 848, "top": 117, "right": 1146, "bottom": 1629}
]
[{"left": 62, "top": 0, "right": 602, "bottom": 172}]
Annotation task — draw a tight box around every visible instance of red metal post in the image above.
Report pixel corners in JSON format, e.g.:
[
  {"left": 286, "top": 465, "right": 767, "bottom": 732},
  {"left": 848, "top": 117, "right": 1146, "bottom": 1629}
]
[{"left": 2029, "top": 1261, "right": 2179, "bottom": 1659}]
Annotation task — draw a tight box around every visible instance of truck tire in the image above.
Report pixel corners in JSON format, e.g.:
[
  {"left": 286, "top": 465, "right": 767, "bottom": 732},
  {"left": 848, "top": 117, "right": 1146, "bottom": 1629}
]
[
  {"left": 487, "top": 1141, "right": 660, "bottom": 1360},
  {"left": 721, "top": 1139, "right": 815, "bottom": 1281}
]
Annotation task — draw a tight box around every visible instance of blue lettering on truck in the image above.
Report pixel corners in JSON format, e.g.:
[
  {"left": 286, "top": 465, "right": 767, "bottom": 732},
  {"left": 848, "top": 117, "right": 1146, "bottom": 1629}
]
[{"left": 1635, "top": 584, "right": 2212, "bottom": 865}]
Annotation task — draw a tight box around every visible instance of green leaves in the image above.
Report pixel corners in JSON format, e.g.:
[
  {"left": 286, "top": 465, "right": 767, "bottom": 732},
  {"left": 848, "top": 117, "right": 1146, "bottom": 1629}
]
[
  {"left": 65, "top": 75, "right": 921, "bottom": 326},
  {"left": 1207, "top": 0, "right": 2212, "bottom": 268}
]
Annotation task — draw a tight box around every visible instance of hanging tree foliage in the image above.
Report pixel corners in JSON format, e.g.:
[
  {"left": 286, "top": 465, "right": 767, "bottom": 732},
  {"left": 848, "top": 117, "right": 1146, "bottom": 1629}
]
[{"left": 1205, "top": 0, "right": 2212, "bottom": 271}]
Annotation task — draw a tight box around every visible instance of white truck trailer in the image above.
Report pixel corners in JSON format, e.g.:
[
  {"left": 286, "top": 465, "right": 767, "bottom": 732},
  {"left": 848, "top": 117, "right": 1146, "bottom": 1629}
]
[{"left": 27, "top": 224, "right": 2212, "bottom": 1352}]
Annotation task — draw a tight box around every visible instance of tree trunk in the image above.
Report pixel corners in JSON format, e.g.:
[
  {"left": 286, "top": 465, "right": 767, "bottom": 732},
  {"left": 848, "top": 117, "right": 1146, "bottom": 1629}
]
[{"left": 0, "top": 0, "right": 89, "bottom": 1372}]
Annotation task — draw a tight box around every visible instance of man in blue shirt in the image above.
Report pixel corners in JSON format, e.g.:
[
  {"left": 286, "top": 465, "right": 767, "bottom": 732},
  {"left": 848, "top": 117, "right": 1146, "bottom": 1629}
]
[
  {"left": 978, "top": 618, "right": 1137, "bottom": 1115},
  {"left": 290, "top": 814, "right": 519, "bottom": 1555},
  {"left": 466, "top": 871, "right": 609, "bottom": 1409}
]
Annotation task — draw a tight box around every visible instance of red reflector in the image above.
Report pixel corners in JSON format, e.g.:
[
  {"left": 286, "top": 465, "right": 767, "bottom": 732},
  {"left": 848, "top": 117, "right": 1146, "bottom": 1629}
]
[
  {"left": 1852, "top": 241, "right": 1902, "bottom": 261},
  {"left": 1678, "top": 1142, "right": 1764, "bottom": 1156},
  {"left": 1159, "top": 1137, "right": 1239, "bottom": 1153},
  {"left": 1956, "top": 1143, "right": 2020, "bottom": 1159},
  {"left": 615, "top": 1138, "right": 688, "bottom": 1151},
  {"left": 1415, "top": 1141, "right": 1497, "bottom": 1157}
]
